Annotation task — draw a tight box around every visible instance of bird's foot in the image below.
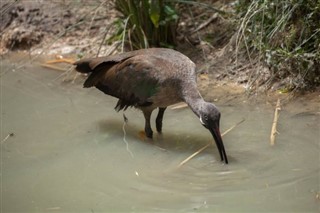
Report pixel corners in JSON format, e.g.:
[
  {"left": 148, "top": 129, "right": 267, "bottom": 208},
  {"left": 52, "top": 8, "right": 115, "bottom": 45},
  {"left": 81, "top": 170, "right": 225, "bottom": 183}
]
[
  {"left": 156, "top": 125, "right": 162, "bottom": 133},
  {"left": 138, "top": 130, "right": 153, "bottom": 142},
  {"left": 145, "top": 128, "right": 153, "bottom": 139},
  {"left": 156, "top": 127, "right": 163, "bottom": 138}
]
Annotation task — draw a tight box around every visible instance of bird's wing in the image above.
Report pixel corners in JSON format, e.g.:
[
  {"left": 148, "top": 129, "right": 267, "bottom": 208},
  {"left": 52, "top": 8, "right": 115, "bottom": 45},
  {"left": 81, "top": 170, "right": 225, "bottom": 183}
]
[
  {"left": 74, "top": 51, "right": 137, "bottom": 73},
  {"left": 85, "top": 55, "right": 163, "bottom": 110}
]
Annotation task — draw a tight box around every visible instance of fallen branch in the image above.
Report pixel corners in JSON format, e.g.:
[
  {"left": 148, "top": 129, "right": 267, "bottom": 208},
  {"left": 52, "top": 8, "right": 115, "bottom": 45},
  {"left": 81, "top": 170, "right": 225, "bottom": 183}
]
[
  {"left": 270, "top": 98, "right": 281, "bottom": 146},
  {"left": 221, "top": 118, "right": 245, "bottom": 137},
  {"left": 40, "top": 63, "right": 68, "bottom": 71},
  {"left": 1, "top": 133, "right": 14, "bottom": 144},
  {"left": 45, "top": 58, "right": 75, "bottom": 64},
  {"left": 178, "top": 118, "right": 245, "bottom": 167},
  {"left": 191, "top": 13, "right": 218, "bottom": 34},
  {"left": 170, "top": 102, "right": 188, "bottom": 110}
]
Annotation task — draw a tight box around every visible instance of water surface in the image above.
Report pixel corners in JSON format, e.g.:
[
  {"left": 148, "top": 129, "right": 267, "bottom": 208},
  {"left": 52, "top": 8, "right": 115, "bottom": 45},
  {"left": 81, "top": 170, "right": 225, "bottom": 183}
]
[{"left": 1, "top": 56, "right": 319, "bottom": 212}]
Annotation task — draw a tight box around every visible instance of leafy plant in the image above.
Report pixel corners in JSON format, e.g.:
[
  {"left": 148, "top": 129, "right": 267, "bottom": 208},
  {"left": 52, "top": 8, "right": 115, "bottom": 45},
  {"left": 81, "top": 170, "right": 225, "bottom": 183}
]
[
  {"left": 113, "top": 0, "right": 179, "bottom": 50},
  {"left": 236, "top": 0, "right": 320, "bottom": 90}
]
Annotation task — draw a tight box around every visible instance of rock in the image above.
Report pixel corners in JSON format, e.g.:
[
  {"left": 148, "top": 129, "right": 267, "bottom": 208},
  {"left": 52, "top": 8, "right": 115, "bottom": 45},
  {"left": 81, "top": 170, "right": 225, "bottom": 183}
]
[{"left": 3, "top": 26, "right": 43, "bottom": 50}]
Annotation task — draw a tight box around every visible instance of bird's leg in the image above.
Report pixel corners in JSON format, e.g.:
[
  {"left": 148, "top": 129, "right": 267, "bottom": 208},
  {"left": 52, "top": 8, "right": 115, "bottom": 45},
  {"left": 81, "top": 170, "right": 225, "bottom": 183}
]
[
  {"left": 142, "top": 109, "right": 153, "bottom": 138},
  {"left": 156, "top": 107, "right": 166, "bottom": 133}
]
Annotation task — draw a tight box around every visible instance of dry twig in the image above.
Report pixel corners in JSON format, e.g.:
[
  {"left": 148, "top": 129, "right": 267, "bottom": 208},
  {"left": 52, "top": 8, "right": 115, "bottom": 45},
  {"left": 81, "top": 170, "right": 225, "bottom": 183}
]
[
  {"left": 178, "top": 118, "right": 245, "bottom": 167},
  {"left": 40, "top": 63, "right": 68, "bottom": 71},
  {"left": 170, "top": 103, "right": 188, "bottom": 110},
  {"left": 270, "top": 98, "right": 281, "bottom": 146},
  {"left": 122, "top": 113, "right": 134, "bottom": 158},
  {"left": 46, "top": 58, "right": 75, "bottom": 64},
  {"left": 1, "top": 133, "right": 14, "bottom": 144},
  {"left": 191, "top": 13, "right": 218, "bottom": 34}
]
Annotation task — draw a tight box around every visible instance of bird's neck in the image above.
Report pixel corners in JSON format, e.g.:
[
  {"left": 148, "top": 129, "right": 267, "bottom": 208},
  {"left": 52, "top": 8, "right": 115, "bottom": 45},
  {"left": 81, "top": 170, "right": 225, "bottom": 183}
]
[{"left": 183, "top": 84, "right": 204, "bottom": 118}]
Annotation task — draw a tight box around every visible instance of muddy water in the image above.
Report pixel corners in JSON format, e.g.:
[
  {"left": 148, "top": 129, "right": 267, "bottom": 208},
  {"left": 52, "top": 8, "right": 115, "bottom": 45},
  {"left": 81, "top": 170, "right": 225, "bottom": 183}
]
[{"left": 1, "top": 56, "right": 319, "bottom": 212}]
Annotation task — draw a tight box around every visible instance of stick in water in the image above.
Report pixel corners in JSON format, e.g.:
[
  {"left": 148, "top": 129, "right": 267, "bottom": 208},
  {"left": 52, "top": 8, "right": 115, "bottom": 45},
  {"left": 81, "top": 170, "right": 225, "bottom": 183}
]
[
  {"left": 122, "top": 113, "right": 134, "bottom": 158},
  {"left": 270, "top": 98, "right": 281, "bottom": 146},
  {"left": 178, "top": 118, "right": 245, "bottom": 167}
]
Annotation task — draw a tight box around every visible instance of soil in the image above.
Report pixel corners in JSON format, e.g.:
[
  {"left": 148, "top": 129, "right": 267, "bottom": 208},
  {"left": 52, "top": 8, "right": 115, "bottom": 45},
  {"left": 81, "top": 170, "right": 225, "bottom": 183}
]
[
  {"left": 1, "top": 0, "right": 319, "bottom": 109},
  {"left": 1, "top": 0, "right": 117, "bottom": 55}
]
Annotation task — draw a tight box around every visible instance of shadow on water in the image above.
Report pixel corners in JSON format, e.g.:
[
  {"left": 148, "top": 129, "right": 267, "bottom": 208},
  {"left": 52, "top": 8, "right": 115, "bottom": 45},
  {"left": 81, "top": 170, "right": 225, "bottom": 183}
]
[
  {"left": 1, "top": 55, "right": 319, "bottom": 212},
  {"left": 96, "top": 118, "right": 219, "bottom": 154}
]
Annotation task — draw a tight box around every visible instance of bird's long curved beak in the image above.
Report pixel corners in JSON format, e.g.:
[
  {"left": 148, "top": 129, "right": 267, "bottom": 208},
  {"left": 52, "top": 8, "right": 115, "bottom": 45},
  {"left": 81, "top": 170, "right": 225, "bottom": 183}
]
[{"left": 209, "top": 127, "right": 228, "bottom": 164}]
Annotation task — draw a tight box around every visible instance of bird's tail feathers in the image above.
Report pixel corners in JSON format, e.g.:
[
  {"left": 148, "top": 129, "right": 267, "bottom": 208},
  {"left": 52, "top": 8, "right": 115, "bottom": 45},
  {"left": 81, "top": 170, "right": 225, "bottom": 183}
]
[{"left": 74, "top": 60, "right": 93, "bottom": 73}]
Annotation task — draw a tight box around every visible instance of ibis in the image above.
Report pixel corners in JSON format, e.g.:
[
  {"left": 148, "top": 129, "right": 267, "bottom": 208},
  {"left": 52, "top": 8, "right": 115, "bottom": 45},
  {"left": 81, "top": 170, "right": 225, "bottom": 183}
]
[{"left": 74, "top": 48, "right": 228, "bottom": 164}]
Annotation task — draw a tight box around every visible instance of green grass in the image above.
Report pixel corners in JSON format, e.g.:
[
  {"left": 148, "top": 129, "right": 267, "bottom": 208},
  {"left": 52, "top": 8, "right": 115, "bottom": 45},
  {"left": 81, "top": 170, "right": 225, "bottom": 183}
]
[
  {"left": 236, "top": 0, "right": 320, "bottom": 90},
  {"left": 112, "top": 0, "right": 178, "bottom": 50}
]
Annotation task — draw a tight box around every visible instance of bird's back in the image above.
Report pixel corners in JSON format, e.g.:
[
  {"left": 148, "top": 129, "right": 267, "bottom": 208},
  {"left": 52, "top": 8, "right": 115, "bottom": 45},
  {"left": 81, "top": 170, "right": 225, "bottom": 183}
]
[
  {"left": 74, "top": 48, "right": 197, "bottom": 109},
  {"left": 75, "top": 48, "right": 195, "bottom": 79}
]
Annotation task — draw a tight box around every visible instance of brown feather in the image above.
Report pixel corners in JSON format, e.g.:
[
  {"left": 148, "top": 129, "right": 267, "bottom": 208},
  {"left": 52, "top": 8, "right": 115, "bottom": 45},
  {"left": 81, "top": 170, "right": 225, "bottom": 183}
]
[{"left": 74, "top": 48, "right": 196, "bottom": 111}]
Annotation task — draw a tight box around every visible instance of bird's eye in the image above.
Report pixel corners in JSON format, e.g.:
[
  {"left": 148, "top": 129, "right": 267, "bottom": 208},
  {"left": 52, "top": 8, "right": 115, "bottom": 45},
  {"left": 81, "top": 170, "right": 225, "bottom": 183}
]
[{"left": 199, "top": 116, "right": 205, "bottom": 125}]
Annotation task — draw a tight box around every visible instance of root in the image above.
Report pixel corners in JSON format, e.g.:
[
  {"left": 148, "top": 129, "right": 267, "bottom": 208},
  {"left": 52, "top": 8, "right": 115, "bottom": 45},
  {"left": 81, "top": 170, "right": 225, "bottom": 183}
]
[{"left": 122, "top": 113, "right": 134, "bottom": 158}]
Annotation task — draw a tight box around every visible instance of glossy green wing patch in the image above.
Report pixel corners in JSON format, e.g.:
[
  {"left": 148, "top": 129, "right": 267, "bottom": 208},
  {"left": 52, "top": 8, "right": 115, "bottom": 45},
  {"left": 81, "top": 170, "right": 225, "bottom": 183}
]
[{"left": 134, "top": 80, "right": 159, "bottom": 99}]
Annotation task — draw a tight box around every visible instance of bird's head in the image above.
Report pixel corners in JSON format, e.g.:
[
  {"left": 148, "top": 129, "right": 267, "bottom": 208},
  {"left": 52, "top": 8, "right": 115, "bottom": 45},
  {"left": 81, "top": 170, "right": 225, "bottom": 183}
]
[{"left": 199, "top": 102, "right": 228, "bottom": 164}]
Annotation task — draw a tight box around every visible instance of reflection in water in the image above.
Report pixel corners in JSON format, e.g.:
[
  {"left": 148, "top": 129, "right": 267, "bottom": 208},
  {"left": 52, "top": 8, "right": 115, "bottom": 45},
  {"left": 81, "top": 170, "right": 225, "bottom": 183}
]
[{"left": 1, "top": 58, "right": 319, "bottom": 212}]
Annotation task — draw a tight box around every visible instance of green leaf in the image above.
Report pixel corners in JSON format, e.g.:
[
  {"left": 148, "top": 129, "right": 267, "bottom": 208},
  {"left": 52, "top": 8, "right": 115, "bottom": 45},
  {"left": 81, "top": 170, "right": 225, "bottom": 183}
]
[{"left": 149, "top": 0, "right": 160, "bottom": 28}]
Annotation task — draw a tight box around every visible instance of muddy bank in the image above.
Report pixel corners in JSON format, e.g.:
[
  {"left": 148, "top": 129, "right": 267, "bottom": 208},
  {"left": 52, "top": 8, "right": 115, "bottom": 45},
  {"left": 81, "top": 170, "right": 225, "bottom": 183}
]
[
  {"left": 1, "top": 0, "right": 319, "bottom": 96},
  {"left": 1, "top": 0, "right": 117, "bottom": 55},
  {"left": 2, "top": 51, "right": 319, "bottom": 115}
]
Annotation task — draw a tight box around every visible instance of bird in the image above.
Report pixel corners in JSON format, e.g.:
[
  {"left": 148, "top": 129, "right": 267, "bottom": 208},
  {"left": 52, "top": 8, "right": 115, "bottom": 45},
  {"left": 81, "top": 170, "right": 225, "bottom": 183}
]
[{"left": 74, "top": 48, "right": 228, "bottom": 164}]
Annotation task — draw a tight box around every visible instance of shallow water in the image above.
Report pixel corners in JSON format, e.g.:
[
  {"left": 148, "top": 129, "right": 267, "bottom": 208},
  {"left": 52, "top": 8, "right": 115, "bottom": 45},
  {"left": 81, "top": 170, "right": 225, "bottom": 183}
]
[{"left": 1, "top": 56, "right": 319, "bottom": 212}]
